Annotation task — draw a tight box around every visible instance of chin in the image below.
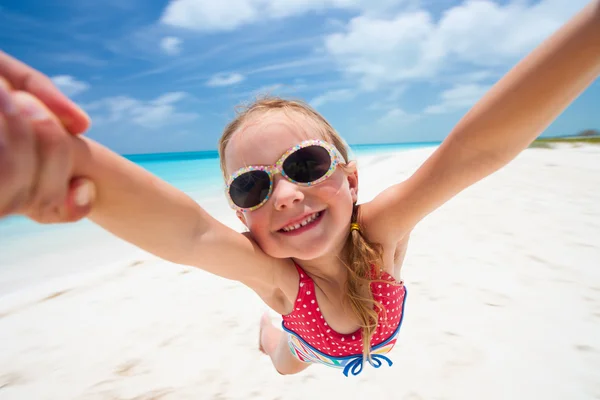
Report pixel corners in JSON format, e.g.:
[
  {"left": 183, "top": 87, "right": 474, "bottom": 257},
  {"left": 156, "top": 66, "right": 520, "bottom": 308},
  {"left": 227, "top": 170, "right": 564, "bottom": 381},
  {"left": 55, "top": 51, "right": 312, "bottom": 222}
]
[
  {"left": 266, "top": 227, "right": 346, "bottom": 261},
  {"left": 251, "top": 204, "right": 352, "bottom": 260},
  {"left": 289, "top": 241, "right": 336, "bottom": 261},
  {"left": 259, "top": 240, "right": 331, "bottom": 261}
]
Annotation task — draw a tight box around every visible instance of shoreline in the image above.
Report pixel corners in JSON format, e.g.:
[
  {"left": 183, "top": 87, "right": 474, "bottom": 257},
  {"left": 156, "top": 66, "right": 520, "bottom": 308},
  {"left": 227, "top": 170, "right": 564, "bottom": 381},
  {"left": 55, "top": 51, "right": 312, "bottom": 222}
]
[
  {"left": 0, "top": 145, "right": 438, "bottom": 298},
  {"left": 0, "top": 143, "right": 595, "bottom": 307}
]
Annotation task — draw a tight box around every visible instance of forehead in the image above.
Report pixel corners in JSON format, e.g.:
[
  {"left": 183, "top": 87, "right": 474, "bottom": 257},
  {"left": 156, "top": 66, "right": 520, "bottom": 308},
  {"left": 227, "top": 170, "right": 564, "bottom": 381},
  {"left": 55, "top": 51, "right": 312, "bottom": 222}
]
[{"left": 225, "top": 111, "right": 323, "bottom": 174}]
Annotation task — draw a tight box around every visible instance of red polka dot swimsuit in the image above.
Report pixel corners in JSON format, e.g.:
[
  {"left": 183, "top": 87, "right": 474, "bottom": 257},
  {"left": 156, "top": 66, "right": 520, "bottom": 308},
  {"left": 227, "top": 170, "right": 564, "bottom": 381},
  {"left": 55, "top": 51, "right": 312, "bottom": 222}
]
[{"left": 281, "top": 262, "right": 407, "bottom": 376}]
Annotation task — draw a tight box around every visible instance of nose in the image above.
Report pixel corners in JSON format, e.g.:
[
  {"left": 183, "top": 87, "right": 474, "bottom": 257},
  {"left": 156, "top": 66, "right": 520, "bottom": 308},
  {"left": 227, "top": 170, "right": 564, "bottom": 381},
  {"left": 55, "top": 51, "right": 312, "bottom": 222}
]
[{"left": 272, "top": 176, "right": 304, "bottom": 211}]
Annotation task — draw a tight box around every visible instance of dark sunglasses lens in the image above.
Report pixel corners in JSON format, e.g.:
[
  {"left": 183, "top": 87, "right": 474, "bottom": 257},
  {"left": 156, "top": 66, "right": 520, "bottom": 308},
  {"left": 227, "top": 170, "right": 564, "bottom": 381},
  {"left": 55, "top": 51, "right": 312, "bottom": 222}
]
[
  {"left": 283, "top": 146, "right": 332, "bottom": 183},
  {"left": 229, "top": 170, "right": 271, "bottom": 209}
]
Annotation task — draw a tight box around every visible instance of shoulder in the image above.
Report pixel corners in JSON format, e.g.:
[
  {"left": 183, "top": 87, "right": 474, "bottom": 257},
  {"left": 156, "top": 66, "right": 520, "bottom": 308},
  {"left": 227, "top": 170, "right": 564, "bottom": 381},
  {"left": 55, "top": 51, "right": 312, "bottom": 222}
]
[
  {"left": 355, "top": 191, "right": 405, "bottom": 246},
  {"left": 355, "top": 201, "right": 412, "bottom": 279}
]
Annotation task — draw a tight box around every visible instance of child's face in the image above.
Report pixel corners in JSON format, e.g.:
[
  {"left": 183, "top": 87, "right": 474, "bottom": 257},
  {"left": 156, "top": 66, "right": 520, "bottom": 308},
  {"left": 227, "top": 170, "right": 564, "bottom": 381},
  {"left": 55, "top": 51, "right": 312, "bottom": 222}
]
[{"left": 224, "top": 112, "right": 358, "bottom": 261}]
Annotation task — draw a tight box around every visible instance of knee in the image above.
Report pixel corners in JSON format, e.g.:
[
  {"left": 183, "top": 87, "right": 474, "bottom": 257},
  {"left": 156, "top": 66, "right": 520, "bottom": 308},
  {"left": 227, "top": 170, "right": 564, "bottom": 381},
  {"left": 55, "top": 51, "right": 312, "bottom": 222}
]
[
  {"left": 274, "top": 363, "right": 309, "bottom": 376},
  {"left": 272, "top": 351, "right": 311, "bottom": 375},
  {"left": 275, "top": 367, "right": 289, "bottom": 376}
]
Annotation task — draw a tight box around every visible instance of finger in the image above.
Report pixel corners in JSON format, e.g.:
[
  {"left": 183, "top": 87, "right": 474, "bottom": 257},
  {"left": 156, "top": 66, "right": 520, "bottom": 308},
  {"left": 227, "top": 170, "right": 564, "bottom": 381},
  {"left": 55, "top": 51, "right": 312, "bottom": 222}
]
[
  {"left": 64, "top": 177, "right": 95, "bottom": 222},
  {"left": 0, "top": 50, "right": 90, "bottom": 135},
  {"left": 0, "top": 115, "right": 28, "bottom": 217},
  {"left": 29, "top": 178, "right": 95, "bottom": 224},
  {"left": 13, "top": 92, "right": 72, "bottom": 220},
  {"left": 0, "top": 79, "right": 37, "bottom": 217}
]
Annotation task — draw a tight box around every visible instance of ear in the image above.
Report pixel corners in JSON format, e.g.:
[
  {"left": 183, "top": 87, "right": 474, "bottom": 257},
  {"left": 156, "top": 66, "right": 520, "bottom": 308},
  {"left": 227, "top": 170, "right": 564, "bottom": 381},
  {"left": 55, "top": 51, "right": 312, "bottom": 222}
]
[{"left": 345, "top": 161, "right": 359, "bottom": 203}]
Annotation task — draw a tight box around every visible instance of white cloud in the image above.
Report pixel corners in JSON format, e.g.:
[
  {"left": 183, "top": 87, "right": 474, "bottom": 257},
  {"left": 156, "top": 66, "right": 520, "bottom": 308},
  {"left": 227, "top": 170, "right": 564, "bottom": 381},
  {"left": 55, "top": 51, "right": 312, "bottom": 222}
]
[
  {"left": 451, "top": 70, "right": 497, "bottom": 84},
  {"left": 159, "top": 0, "right": 405, "bottom": 31},
  {"left": 424, "top": 83, "right": 490, "bottom": 114},
  {"left": 324, "top": 0, "right": 589, "bottom": 89},
  {"left": 179, "top": 58, "right": 329, "bottom": 88},
  {"left": 84, "top": 92, "right": 199, "bottom": 128},
  {"left": 377, "top": 107, "right": 420, "bottom": 126},
  {"left": 310, "top": 89, "right": 356, "bottom": 108},
  {"left": 152, "top": 91, "right": 188, "bottom": 105},
  {"left": 386, "top": 85, "right": 407, "bottom": 102},
  {"left": 51, "top": 75, "right": 90, "bottom": 97},
  {"left": 247, "top": 57, "right": 327, "bottom": 75},
  {"left": 206, "top": 72, "right": 245, "bottom": 87},
  {"left": 160, "top": 0, "right": 259, "bottom": 31},
  {"left": 367, "top": 85, "right": 407, "bottom": 111},
  {"left": 160, "top": 36, "right": 183, "bottom": 55},
  {"left": 325, "top": 11, "right": 442, "bottom": 89},
  {"left": 249, "top": 83, "right": 310, "bottom": 97}
]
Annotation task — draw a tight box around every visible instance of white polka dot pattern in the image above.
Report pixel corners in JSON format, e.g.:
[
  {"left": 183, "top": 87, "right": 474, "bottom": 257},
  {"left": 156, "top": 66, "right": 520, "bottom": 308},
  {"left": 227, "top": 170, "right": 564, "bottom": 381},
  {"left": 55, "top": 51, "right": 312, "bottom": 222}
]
[{"left": 282, "top": 263, "right": 406, "bottom": 357}]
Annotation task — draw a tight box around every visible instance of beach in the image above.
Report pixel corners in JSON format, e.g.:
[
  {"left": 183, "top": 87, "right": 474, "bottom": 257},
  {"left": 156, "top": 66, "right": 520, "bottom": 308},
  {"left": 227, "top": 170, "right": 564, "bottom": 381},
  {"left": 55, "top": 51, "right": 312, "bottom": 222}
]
[{"left": 1, "top": 144, "right": 599, "bottom": 400}]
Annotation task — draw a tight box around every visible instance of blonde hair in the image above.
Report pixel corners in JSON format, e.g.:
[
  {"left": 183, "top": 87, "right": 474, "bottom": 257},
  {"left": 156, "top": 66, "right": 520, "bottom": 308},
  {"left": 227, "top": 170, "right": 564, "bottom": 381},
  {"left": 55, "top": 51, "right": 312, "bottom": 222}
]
[{"left": 217, "top": 95, "right": 390, "bottom": 362}]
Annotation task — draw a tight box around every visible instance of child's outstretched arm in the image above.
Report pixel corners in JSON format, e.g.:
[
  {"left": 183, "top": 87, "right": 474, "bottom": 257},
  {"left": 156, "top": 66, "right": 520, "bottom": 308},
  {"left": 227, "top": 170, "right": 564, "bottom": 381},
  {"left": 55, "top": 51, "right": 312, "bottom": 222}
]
[
  {"left": 365, "top": 0, "right": 600, "bottom": 242},
  {"left": 70, "top": 136, "right": 288, "bottom": 297}
]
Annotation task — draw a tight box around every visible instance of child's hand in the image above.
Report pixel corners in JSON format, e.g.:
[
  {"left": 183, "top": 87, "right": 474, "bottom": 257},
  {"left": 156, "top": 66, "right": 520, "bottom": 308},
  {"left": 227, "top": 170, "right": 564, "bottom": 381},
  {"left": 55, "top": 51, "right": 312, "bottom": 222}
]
[{"left": 0, "top": 79, "right": 94, "bottom": 223}]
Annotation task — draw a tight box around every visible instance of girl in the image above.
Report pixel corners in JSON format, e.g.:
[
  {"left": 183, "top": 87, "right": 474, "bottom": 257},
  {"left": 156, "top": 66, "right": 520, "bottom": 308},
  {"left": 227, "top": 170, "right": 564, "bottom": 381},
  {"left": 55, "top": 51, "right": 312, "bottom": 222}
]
[{"left": 1, "top": 0, "right": 599, "bottom": 378}]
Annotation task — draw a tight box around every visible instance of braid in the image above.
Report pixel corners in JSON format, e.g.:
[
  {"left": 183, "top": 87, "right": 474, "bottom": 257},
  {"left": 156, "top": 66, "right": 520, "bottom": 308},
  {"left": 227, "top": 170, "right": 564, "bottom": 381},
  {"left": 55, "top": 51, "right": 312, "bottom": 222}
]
[{"left": 342, "top": 204, "right": 386, "bottom": 362}]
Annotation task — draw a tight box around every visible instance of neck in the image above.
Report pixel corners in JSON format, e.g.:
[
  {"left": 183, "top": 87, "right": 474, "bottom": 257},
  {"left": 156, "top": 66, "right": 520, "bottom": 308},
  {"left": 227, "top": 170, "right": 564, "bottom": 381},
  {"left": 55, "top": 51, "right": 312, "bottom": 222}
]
[{"left": 292, "top": 233, "right": 349, "bottom": 284}]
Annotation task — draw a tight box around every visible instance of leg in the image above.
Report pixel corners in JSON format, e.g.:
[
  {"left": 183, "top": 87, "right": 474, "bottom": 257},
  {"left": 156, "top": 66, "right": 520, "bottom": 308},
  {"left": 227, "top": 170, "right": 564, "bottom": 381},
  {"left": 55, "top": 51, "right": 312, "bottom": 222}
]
[{"left": 259, "top": 313, "right": 311, "bottom": 375}]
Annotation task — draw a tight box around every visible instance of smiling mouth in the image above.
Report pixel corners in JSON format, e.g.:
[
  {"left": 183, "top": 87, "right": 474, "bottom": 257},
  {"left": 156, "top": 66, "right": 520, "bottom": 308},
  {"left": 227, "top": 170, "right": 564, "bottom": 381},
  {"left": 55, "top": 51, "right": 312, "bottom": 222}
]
[{"left": 278, "top": 211, "right": 324, "bottom": 234}]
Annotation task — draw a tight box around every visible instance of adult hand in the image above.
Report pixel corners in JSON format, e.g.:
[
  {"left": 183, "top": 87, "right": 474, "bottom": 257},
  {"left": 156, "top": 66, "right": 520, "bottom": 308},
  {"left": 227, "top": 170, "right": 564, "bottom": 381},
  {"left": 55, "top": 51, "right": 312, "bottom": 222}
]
[
  {"left": 0, "top": 52, "right": 95, "bottom": 223},
  {"left": 0, "top": 50, "right": 90, "bottom": 134}
]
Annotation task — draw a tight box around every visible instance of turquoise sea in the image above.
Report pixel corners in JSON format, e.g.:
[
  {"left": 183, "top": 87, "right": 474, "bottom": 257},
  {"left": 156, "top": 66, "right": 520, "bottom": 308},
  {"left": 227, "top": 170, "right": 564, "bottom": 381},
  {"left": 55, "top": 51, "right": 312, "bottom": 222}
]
[
  {"left": 0, "top": 142, "right": 437, "bottom": 236},
  {"left": 0, "top": 142, "right": 438, "bottom": 291}
]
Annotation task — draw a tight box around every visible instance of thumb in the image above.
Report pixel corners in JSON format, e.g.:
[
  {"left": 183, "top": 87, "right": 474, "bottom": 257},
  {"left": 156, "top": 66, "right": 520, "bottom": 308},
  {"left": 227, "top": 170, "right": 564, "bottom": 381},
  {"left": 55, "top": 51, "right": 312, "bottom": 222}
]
[{"left": 64, "top": 177, "right": 96, "bottom": 222}]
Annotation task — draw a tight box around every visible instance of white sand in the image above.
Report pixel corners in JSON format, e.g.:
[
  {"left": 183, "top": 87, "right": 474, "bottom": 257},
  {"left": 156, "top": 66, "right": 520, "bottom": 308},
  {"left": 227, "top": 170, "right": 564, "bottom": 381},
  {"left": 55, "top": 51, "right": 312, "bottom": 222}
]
[{"left": 1, "top": 144, "right": 599, "bottom": 400}]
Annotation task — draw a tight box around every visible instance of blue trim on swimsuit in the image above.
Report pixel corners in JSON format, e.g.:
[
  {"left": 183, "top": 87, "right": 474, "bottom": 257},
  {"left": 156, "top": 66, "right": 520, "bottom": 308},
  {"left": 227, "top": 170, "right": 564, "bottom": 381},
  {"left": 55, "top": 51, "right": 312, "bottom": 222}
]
[{"left": 282, "top": 286, "right": 408, "bottom": 376}]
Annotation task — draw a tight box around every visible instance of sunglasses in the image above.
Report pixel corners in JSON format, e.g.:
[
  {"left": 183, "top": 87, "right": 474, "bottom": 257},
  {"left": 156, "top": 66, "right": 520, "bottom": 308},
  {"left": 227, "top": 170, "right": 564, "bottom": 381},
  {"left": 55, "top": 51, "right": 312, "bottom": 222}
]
[{"left": 226, "top": 140, "right": 345, "bottom": 212}]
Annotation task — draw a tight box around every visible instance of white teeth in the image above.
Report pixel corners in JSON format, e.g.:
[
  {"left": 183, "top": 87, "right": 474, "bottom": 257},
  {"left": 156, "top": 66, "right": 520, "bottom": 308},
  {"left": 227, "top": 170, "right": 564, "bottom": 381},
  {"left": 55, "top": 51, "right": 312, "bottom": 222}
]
[{"left": 282, "top": 212, "right": 320, "bottom": 232}]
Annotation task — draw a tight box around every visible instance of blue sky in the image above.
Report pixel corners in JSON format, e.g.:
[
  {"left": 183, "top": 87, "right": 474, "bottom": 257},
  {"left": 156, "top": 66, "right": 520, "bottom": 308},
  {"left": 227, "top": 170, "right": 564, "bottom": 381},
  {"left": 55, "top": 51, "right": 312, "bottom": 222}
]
[{"left": 1, "top": 0, "right": 598, "bottom": 154}]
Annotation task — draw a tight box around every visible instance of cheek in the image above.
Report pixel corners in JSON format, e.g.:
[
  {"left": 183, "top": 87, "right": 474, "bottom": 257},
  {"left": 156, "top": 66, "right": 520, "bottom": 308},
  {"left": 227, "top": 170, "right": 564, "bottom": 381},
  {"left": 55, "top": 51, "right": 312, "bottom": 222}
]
[
  {"left": 243, "top": 209, "right": 271, "bottom": 235},
  {"left": 315, "top": 172, "right": 352, "bottom": 201}
]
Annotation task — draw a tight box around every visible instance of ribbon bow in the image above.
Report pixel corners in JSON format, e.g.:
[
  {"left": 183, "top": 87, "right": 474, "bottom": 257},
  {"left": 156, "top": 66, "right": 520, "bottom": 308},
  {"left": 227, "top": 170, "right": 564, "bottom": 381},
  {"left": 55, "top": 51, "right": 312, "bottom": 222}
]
[{"left": 342, "top": 354, "right": 393, "bottom": 377}]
